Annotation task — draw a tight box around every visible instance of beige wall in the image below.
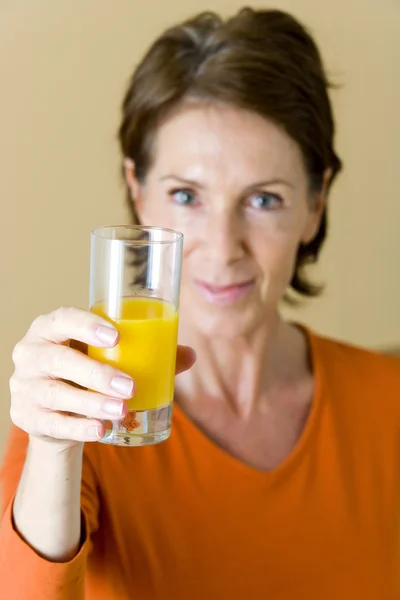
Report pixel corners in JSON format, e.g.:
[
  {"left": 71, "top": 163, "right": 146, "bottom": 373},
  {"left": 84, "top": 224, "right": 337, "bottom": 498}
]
[{"left": 0, "top": 0, "right": 398, "bottom": 457}]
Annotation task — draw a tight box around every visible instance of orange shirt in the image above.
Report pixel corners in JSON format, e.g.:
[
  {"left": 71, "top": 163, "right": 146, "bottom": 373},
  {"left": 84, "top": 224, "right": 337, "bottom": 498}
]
[{"left": 1, "top": 330, "right": 400, "bottom": 599}]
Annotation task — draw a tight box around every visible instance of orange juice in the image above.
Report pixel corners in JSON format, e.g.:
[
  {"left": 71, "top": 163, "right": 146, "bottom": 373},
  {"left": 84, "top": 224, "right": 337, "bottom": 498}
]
[{"left": 89, "top": 297, "right": 179, "bottom": 411}]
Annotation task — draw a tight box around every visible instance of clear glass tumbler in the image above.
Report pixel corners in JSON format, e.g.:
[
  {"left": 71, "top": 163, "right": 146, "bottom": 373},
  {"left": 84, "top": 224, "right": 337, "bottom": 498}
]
[{"left": 88, "top": 225, "right": 183, "bottom": 446}]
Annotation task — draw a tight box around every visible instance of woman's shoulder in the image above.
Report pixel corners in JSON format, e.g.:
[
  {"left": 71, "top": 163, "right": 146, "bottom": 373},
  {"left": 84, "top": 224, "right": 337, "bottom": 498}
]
[{"left": 309, "top": 327, "right": 400, "bottom": 398}]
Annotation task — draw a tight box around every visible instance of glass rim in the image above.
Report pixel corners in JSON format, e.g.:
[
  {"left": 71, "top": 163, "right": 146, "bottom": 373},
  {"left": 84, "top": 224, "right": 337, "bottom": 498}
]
[{"left": 91, "top": 225, "right": 183, "bottom": 245}]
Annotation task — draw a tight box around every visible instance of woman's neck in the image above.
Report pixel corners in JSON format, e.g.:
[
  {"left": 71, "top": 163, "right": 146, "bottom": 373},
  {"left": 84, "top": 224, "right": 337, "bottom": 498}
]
[{"left": 175, "top": 313, "right": 309, "bottom": 419}]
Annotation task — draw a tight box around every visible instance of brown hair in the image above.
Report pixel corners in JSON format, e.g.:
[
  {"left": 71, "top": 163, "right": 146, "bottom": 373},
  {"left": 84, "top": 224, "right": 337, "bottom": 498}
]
[{"left": 118, "top": 8, "right": 342, "bottom": 297}]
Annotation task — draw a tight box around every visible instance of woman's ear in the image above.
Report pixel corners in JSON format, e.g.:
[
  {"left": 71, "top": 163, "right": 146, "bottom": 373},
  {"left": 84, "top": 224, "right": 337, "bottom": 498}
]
[
  {"left": 301, "top": 167, "right": 332, "bottom": 245},
  {"left": 123, "top": 158, "right": 140, "bottom": 203}
]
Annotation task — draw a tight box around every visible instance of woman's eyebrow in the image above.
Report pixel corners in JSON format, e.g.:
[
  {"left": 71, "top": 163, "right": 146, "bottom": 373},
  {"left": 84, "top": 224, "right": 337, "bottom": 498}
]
[
  {"left": 244, "top": 178, "right": 295, "bottom": 190},
  {"left": 160, "top": 174, "right": 294, "bottom": 190},
  {"left": 160, "top": 175, "right": 206, "bottom": 189}
]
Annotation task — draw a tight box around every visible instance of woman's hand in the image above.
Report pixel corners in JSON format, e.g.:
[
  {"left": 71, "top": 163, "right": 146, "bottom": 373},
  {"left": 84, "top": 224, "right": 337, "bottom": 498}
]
[{"left": 9, "top": 306, "right": 196, "bottom": 445}]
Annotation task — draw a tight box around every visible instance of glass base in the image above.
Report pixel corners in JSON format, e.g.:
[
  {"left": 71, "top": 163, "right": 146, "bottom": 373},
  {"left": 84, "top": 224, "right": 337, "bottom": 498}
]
[{"left": 99, "top": 404, "right": 172, "bottom": 447}]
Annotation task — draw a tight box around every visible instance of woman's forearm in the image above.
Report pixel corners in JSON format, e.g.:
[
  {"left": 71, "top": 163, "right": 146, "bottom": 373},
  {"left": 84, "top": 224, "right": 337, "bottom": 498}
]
[{"left": 13, "top": 438, "right": 84, "bottom": 562}]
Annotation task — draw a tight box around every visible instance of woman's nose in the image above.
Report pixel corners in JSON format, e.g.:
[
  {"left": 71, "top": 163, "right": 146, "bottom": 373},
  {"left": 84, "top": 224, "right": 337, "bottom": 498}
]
[{"left": 204, "top": 210, "right": 246, "bottom": 265}]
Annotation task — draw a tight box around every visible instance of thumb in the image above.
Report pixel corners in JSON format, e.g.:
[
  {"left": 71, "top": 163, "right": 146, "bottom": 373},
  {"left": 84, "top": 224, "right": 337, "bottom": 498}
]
[{"left": 175, "top": 345, "right": 196, "bottom": 375}]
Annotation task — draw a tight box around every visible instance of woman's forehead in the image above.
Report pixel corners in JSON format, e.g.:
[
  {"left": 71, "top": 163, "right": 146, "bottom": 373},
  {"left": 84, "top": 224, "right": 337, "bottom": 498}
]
[{"left": 150, "top": 103, "right": 306, "bottom": 183}]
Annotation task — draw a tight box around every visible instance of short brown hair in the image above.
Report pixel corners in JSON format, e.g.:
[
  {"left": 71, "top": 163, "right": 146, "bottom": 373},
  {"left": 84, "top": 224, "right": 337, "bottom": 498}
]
[{"left": 118, "top": 8, "right": 342, "bottom": 297}]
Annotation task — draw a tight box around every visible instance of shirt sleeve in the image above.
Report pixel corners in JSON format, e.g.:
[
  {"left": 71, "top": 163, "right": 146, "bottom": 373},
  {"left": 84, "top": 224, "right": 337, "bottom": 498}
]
[{"left": 0, "top": 425, "right": 100, "bottom": 600}]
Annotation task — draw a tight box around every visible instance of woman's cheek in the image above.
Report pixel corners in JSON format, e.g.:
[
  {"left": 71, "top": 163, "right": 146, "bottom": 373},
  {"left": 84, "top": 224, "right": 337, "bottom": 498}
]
[{"left": 171, "top": 209, "right": 205, "bottom": 244}]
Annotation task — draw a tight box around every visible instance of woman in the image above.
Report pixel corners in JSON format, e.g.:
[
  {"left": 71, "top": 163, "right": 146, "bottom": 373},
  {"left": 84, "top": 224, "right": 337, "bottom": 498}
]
[{"left": 1, "top": 7, "right": 400, "bottom": 599}]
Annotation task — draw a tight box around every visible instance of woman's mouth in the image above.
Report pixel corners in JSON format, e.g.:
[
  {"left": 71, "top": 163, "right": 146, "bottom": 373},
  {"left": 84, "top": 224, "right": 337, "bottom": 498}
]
[{"left": 194, "top": 279, "right": 255, "bottom": 305}]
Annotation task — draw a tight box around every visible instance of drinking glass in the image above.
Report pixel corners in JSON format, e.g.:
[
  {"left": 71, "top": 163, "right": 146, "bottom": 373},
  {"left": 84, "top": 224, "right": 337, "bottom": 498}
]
[{"left": 88, "top": 225, "right": 183, "bottom": 446}]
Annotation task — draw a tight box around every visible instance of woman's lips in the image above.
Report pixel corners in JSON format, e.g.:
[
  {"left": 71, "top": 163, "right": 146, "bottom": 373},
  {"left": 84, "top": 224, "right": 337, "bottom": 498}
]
[{"left": 194, "top": 279, "right": 255, "bottom": 305}]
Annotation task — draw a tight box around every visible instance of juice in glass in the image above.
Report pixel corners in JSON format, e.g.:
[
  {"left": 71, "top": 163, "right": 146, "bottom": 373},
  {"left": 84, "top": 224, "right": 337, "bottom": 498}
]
[{"left": 89, "top": 297, "right": 179, "bottom": 410}]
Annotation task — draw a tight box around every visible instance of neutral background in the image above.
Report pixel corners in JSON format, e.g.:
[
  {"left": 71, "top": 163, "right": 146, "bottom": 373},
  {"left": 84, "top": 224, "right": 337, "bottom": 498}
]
[{"left": 0, "top": 0, "right": 399, "bottom": 458}]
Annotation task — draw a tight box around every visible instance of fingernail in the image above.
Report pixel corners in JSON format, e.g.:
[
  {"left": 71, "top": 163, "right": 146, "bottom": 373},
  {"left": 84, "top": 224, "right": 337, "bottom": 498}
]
[
  {"left": 110, "top": 376, "right": 134, "bottom": 397},
  {"left": 103, "top": 399, "right": 124, "bottom": 417},
  {"left": 87, "top": 425, "right": 101, "bottom": 439},
  {"left": 96, "top": 325, "right": 118, "bottom": 345}
]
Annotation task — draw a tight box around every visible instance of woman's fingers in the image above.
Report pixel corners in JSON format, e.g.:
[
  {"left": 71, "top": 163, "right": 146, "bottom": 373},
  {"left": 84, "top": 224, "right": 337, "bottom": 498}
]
[
  {"left": 15, "top": 342, "right": 134, "bottom": 399},
  {"left": 26, "top": 306, "right": 119, "bottom": 347},
  {"left": 12, "top": 377, "right": 127, "bottom": 420},
  {"left": 10, "top": 306, "right": 129, "bottom": 443},
  {"left": 15, "top": 407, "right": 105, "bottom": 442}
]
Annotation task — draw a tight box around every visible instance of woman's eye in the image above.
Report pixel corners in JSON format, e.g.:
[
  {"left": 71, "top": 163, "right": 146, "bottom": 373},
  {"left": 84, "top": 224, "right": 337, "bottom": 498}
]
[
  {"left": 247, "top": 192, "right": 283, "bottom": 210},
  {"left": 170, "top": 189, "right": 198, "bottom": 206}
]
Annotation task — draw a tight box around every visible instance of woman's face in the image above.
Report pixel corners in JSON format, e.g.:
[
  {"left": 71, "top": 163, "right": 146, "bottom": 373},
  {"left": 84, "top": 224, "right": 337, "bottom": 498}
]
[{"left": 126, "top": 104, "right": 326, "bottom": 339}]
